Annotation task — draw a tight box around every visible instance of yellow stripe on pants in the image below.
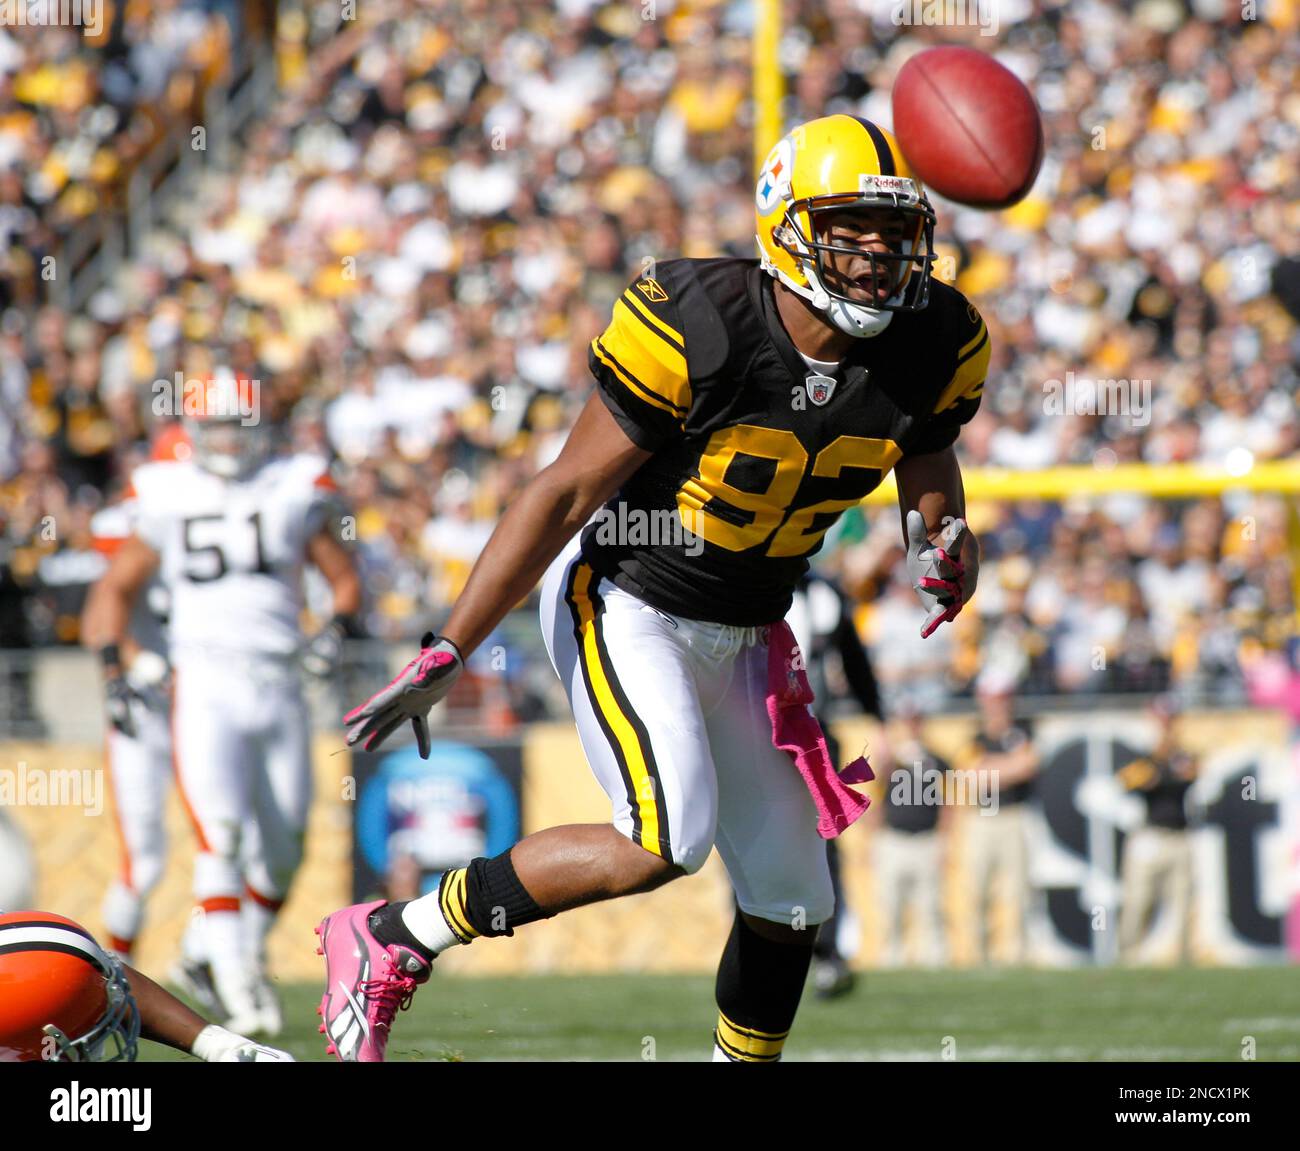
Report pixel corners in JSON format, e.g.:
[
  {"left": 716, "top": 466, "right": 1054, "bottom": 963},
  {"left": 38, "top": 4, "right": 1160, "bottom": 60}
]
[{"left": 568, "top": 563, "right": 663, "bottom": 856}]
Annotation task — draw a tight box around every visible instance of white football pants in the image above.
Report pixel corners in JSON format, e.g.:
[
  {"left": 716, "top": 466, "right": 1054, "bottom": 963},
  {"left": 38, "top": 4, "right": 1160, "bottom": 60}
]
[
  {"left": 171, "top": 649, "right": 312, "bottom": 1014},
  {"left": 540, "top": 536, "right": 834, "bottom": 926},
  {"left": 101, "top": 700, "right": 173, "bottom": 950}
]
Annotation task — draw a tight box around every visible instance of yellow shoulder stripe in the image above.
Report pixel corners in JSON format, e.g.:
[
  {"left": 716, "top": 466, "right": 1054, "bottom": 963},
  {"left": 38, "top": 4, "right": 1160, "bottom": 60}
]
[
  {"left": 621, "top": 289, "right": 685, "bottom": 351},
  {"left": 933, "top": 329, "right": 991, "bottom": 415},
  {"left": 591, "top": 338, "right": 686, "bottom": 420},
  {"left": 598, "top": 298, "right": 691, "bottom": 413},
  {"left": 957, "top": 318, "right": 988, "bottom": 362}
]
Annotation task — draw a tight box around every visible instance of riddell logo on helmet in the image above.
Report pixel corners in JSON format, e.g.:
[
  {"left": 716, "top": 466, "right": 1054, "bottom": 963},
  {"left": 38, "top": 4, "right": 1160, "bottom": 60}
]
[{"left": 859, "top": 174, "right": 920, "bottom": 199}]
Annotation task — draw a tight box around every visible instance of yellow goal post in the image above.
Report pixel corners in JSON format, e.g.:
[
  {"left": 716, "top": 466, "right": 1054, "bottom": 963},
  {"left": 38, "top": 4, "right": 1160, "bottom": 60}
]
[{"left": 862, "top": 461, "right": 1300, "bottom": 629}]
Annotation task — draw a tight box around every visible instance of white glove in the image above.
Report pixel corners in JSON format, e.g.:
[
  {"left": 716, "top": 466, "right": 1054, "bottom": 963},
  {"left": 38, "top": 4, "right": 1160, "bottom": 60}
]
[
  {"left": 343, "top": 632, "right": 464, "bottom": 758},
  {"left": 905, "top": 510, "right": 971, "bottom": 639},
  {"left": 192, "top": 1024, "right": 295, "bottom": 1062},
  {"left": 125, "top": 650, "right": 172, "bottom": 714}
]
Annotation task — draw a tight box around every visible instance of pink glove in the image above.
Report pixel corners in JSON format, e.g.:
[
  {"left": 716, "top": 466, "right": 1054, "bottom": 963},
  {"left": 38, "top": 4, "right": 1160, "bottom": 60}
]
[{"left": 343, "top": 633, "right": 463, "bottom": 757}]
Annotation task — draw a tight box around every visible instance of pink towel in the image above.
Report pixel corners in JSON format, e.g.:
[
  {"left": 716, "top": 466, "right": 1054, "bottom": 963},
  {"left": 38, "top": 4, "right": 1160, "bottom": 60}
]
[{"left": 765, "top": 620, "right": 874, "bottom": 838}]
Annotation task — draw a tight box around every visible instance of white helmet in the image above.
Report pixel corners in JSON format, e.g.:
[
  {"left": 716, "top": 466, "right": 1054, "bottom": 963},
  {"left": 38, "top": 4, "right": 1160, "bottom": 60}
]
[{"left": 184, "top": 368, "right": 271, "bottom": 480}]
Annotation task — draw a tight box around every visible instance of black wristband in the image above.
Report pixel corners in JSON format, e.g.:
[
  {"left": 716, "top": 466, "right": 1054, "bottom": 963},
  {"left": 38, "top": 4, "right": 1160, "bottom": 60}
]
[
  {"left": 99, "top": 644, "right": 122, "bottom": 671},
  {"left": 421, "top": 631, "right": 463, "bottom": 662},
  {"left": 330, "top": 612, "right": 362, "bottom": 638}
]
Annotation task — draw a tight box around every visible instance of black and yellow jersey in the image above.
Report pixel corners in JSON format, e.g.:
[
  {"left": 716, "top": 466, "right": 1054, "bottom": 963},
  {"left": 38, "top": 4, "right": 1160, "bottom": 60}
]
[{"left": 582, "top": 256, "right": 989, "bottom": 626}]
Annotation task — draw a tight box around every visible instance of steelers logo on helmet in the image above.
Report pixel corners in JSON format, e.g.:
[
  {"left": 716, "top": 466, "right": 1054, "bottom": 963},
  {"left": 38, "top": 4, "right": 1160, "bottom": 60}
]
[
  {"left": 754, "top": 114, "right": 936, "bottom": 339},
  {"left": 755, "top": 136, "right": 794, "bottom": 217}
]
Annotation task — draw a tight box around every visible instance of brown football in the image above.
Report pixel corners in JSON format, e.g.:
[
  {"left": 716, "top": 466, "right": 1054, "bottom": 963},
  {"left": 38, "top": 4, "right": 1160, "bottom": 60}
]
[{"left": 891, "top": 46, "right": 1044, "bottom": 210}]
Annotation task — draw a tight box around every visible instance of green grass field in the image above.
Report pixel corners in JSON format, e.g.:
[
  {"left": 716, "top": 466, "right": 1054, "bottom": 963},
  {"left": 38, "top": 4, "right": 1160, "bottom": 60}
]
[{"left": 146, "top": 967, "right": 1300, "bottom": 1062}]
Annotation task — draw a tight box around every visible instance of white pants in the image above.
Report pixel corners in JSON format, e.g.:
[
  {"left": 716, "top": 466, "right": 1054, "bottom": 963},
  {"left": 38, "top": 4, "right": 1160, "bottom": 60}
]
[
  {"left": 172, "top": 651, "right": 313, "bottom": 906},
  {"left": 875, "top": 827, "right": 945, "bottom": 966},
  {"left": 540, "top": 538, "right": 833, "bottom": 925},
  {"left": 102, "top": 700, "right": 173, "bottom": 945}
]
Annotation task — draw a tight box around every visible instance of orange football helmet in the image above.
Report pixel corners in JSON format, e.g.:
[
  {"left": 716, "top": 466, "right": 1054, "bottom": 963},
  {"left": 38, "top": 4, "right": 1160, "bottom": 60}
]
[
  {"left": 150, "top": 422, "right": 192, "bottom": 463},
  {"left": 0, "top": 911, "right": 140, "bottom": 1062}
]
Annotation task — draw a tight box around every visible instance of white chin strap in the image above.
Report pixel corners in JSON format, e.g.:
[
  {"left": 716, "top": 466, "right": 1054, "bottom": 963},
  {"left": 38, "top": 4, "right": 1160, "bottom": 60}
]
[
  {"left": 763, "top": 240, "right": 896, "bottom": 339},
  {"left": 803, "top": 251, "right": 900, "bottom": 338},
  {"left": 811, "top": 285, "right": 895, "bottom": 338},
  {"left": 758, "top": 230, "right": 899, "bottom": 339}
]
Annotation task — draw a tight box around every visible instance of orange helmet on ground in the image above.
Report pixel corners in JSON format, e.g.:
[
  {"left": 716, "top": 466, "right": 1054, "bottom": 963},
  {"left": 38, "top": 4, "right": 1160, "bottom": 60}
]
[{"left": 0, "top": 910, "right": 140, "bottom": 1062}]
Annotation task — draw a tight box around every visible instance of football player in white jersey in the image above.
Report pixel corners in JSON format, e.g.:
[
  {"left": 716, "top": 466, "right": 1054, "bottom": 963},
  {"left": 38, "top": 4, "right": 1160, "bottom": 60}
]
[
  {"left": 84, "top": 371, "right": 362, "bottom": 1037},
  {"left": 83, "top": 426, "right": 187, "bottom": 965}
]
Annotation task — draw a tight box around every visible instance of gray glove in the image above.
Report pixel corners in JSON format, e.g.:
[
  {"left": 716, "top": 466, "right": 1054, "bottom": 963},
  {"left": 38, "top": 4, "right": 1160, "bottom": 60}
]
[
  {"left": 343, "top": 632, "right": 464, "bottom": 757},
  {"left": 905, "top": 510, "right": 970, "bottom": 639},
  {"left": 104, "top": 671, "right": 141, "bottom": 738},
  {"left": 101, "top": 647, "right": 171, "bottom": 737},
  {"left": 301, "top": 619, "right": 346, "bottom": 679}
]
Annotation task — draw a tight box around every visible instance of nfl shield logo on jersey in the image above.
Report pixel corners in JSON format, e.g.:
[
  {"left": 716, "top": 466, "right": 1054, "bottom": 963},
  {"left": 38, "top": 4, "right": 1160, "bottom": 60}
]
[{"left": 804, "top": 373, "right": 836, "bottom": 406}]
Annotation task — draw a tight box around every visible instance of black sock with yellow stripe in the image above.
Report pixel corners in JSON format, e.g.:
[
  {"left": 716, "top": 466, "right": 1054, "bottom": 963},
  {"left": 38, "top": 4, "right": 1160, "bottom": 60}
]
[
  {"left": 713, "top": 911, "right": 815, "bottom": 1062},
  {"left": 435, "top": 866, "right": 482, "bottom": 944},
  {"left": 372, "top": 854, "right": 551, "bottom": 958},
  {"left": 458, "top": 851, "right": 552, "bottom": 938}
]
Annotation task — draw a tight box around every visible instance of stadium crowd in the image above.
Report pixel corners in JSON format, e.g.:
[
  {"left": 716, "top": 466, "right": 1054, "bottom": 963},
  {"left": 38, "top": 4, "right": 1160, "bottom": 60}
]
[{"left": 1, "top": 0, "right": 1298, "bottom": 719}]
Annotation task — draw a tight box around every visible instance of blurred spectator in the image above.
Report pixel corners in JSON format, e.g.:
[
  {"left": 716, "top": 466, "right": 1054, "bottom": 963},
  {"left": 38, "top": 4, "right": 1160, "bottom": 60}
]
[
  {"left": 875, "top": 705, "right": 953, "bottom": 968},
  {"left": 1116, "top": 697, "right": 1200, "bottom": 964},
  {"left": 0, "top": 0, "right": 1292, "bottom": 718},
  {"left": 965, "top": 680, "right": 1038, "bottom": 965}
]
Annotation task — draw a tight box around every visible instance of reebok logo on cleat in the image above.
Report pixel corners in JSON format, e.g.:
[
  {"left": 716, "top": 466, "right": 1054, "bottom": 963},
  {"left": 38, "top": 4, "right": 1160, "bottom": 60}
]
[{"left": 330, "top": 976, "right": 370, "bottom": 1058}]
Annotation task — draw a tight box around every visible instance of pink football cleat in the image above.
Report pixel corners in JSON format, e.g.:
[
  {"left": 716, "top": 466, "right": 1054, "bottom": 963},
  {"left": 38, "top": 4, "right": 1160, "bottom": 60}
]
[{"left": 315, "top": 900, "right": 431, "bottom": 1062}]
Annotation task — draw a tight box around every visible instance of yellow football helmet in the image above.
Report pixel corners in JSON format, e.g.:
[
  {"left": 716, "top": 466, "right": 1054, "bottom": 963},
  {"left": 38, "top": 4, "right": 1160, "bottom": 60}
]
[{"left": 755, "top": 114, "right": 936, "bottom": 338}]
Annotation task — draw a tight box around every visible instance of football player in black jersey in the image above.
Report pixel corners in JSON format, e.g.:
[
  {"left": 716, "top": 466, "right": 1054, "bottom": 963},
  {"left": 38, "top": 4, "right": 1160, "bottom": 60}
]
[{"left": 320, "top": 114, "right": 990, "bottom": 1063}]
